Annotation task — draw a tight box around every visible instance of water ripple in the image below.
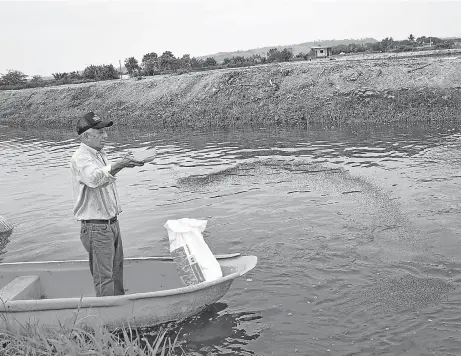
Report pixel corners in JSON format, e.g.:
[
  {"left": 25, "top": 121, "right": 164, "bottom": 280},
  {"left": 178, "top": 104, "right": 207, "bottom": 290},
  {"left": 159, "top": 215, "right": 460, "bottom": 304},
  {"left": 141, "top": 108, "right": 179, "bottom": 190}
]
[{"left": 2, "top": 124, "right": 461, "bottom": 355}]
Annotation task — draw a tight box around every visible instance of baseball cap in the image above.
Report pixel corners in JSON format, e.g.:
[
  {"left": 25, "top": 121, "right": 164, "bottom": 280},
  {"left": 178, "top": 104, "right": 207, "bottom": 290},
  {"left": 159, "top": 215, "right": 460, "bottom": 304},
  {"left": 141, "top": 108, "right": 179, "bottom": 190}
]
[{"left": 76, "top": 111, "right": 113, "bottom": 135}]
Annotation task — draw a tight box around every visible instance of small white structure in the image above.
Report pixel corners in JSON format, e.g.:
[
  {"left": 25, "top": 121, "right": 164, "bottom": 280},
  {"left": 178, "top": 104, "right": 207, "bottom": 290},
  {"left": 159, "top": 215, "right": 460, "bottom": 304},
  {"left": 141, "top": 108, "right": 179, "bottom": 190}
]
[{"left": 310, "top": 46, "right": 332, "bottom": 58}]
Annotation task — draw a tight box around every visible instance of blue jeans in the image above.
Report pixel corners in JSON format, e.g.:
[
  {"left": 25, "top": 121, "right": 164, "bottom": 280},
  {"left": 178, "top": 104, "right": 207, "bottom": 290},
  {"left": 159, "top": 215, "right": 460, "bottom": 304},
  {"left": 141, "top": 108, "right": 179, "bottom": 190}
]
[{"left": 80, "top": 221, "right": 125, "bottom": 297}]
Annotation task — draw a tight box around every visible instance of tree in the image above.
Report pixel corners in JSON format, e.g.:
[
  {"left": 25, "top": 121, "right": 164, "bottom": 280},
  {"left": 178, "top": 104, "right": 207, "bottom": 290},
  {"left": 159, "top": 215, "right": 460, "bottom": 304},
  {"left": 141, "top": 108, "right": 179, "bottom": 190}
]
[
  {"left": 160, "top": 51, "right": 176, "bottom": 71},
  {"left": 28, "top": 75, "right": 45, "bottom": 87},
  {"left": 31, "top": 75, "right": 42, "bottom": 81},
  {"left": 380, "top": 37, "right": 394, "bottom": 51},
  {"left": 30, "top": 75, "right": 44, "bottom": 84},
  {"left": 52, "top": 72, "right": 68, "bottom": 80},
  {"left": 280, "top": 48, "right": 293, "bottom": 61},
  {"left": 100, "top": 64, "right": 119, "bottom": 80},
  {"left": 0, "top": 69, "right": 28, "bottom": 85},
  {"left": 231, "top": 56, "right": 246, "bottom": 66},
  {"left": 255, "top": 55, "right": 265, "bottom": 64},
  {"left": 82, "top": 66, "right": 98, "bottom": 80},
  {"left": 124, "top": 57, "right": 139, "bottom": 75},
  {"left": 180, "top": 54, "right": 192, "bottom": 68},
  {"left": 267, "top": 48, "right": 293, "bottom": 62},
  {"left": 82, "top": 64, "right": 118, "bottom": 80},
  {"left": 408, "top": 34, "right": 415, "bottom": 42},
  {"left": 416, "top": 36, "right": 429, "bottom": 44},
  {"left": 68, "top": 71, "right": 82, "bottom": 80},
  {"left": 171, "top": 58, "right": 182, "bottom": 72},
  {"left": 190, "top": 57, "right": 201, "bottom": 68},
  {"left": 141, "top": 52, "right": 158, "bottom": 75},
  {"left": 204, "top": 57, "right": 217, "bottom": 67},
  {"left": 267, "top": 48, "right": 280, "bottom": 62}
]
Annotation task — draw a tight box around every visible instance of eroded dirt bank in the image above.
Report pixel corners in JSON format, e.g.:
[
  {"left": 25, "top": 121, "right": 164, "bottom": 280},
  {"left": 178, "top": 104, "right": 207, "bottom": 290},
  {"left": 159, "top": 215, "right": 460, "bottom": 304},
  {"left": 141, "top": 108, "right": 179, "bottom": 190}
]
[{"left": 1, "top": 55, "right": 461, "bottom": 131}]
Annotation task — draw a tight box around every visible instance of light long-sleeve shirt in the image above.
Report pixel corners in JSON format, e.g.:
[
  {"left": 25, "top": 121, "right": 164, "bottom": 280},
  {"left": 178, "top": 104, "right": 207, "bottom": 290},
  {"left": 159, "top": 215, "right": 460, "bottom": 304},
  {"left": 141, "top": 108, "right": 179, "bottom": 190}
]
[{"left": 70, "top": 143, "right": 122, "bottom": 220}]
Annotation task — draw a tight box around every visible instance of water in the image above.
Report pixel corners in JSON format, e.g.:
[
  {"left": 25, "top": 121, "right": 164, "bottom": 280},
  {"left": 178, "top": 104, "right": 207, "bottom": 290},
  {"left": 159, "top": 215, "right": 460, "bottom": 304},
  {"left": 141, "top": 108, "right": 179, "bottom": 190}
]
[{"left": 1, "top": 123, "right": 461, "bottom": 355}]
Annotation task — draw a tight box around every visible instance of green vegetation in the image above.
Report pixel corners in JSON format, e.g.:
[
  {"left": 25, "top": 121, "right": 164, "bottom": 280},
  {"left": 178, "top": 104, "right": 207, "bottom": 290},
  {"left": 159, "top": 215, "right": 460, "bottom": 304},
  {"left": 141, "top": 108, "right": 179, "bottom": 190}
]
[
  {"left": 330, "top": 35, "right": 458, "bottom": 55},
  {"left": 125, "top": 57, "right": 140, "bottom": 76},
  {"left": 364, "top": 35, "right": 456, "bottom": 53},
  {"left": 0, "top": 65, "right": 119, "bottom": 91},
  {"left": 81, "top": 65, "right": 119, "bottom": 81},
  {"left": 1, "top": 35, "right": 460, "bottom": 91},
  {"left": 0, "top": 70, "right": 28, "bottom": 86},
  {"left": 0, "top": 320, "right": 186, "bottom": 356}
]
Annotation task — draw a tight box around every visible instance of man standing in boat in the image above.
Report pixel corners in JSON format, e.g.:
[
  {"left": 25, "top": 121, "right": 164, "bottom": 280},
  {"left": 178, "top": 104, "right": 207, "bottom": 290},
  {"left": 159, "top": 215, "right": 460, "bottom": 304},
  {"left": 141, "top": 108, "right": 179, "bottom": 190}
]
[{"left": 70, "top": 112, "right": 144, "bottom": 297}]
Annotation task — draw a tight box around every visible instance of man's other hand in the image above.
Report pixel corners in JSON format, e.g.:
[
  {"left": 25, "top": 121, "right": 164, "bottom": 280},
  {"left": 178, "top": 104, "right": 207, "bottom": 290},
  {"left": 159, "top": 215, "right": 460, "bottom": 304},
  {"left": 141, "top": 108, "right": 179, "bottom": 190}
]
[{"left": 121, "top": 152, "right": 144, "bottom": 168}]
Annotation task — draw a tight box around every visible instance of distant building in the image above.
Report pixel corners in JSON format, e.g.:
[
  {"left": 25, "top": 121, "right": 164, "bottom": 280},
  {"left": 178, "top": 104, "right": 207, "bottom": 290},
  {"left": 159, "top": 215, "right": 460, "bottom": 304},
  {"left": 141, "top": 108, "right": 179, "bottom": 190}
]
[{"left": 310, "top": 46, "right": 332, "bottom": 58}]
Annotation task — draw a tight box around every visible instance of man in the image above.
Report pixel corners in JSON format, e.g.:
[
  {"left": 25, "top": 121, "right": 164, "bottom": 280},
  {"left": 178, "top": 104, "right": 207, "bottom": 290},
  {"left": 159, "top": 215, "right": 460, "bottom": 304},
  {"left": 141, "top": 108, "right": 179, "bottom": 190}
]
[{"left": 70, "top": 111, "right": 144, "bottom": 297}]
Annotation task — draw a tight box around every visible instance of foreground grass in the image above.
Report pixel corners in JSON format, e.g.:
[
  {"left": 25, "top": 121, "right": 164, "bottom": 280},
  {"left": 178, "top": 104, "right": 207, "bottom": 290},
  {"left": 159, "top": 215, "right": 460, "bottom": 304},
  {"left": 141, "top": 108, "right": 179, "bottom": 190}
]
[{"left": 0, "top": 321, "right": 187, "bottom": 356}]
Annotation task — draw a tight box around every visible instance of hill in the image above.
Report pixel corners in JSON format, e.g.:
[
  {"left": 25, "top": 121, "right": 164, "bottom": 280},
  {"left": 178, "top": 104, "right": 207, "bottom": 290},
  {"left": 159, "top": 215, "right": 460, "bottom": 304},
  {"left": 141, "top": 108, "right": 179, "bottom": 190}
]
[
  {"left": 197, "top": 38, "right": 378, "bottom": 62},
  {"left": 1, "top": 49, "right": 460, "bottom": 131}
]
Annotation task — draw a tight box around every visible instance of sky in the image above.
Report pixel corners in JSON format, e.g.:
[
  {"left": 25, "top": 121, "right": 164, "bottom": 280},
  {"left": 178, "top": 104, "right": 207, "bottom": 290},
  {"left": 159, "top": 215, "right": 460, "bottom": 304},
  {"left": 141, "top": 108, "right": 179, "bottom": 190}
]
[{"left": 0, "top": 0, "right": 460, "bottom": 77}]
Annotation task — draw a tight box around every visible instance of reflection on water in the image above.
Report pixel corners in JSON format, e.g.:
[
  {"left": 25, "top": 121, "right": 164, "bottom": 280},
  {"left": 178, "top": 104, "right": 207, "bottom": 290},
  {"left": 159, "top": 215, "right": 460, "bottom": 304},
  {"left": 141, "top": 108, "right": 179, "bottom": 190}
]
[
  {"left": 2, "top": 123, "right": 461, "bottom": 355},
  {"left": 134, "top": 303, "right": 262, "bottom": 356},
  {"left": 183, "top": 304, "right": 261, "bottom": 354},
  {"left": 167, "top": 303, "right": 262, "bottom": 355}
]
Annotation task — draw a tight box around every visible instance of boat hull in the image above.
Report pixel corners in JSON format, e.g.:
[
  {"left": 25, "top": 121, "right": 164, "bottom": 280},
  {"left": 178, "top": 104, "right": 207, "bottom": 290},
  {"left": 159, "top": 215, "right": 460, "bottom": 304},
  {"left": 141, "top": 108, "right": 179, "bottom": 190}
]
[{"left": 0, "top": 254, "right": 256, "bottom": 331}]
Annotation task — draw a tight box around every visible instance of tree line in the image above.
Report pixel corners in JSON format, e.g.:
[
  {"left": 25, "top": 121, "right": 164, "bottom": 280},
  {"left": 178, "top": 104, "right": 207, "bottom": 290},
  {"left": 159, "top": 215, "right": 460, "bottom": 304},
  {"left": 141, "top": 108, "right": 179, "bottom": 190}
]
[
  {"left": 1, "top": 35, "right": 459, "bottom": 90},
  {"left": 330, "top": 35, "right": 457, "bottom": 55}
]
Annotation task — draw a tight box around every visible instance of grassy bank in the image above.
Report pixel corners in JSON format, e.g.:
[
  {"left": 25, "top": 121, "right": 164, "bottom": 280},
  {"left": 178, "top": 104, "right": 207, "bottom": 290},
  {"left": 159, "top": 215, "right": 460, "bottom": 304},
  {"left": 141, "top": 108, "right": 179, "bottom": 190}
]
[
  {"left": 1, "top": 54, "right": 460, "bottom": 131},
  {"left": 0, "top": 321, "right": 185, "bottom": 356}
]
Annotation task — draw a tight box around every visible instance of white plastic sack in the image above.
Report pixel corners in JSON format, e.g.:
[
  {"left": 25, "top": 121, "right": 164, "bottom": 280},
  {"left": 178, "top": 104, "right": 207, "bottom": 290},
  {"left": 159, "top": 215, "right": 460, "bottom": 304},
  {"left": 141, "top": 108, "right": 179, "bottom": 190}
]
[{"left": 164, "top": 218, "right": 223, "bottom": 286}]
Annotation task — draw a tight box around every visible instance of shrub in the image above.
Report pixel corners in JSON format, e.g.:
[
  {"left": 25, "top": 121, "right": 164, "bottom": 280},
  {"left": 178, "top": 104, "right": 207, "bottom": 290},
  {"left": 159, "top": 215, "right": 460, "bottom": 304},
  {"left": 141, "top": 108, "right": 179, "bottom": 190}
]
[
  {"left": 69, "top": 71, "right": 82, "bottom": 80},
  {"left": 204, "top": 57, "right": 217, "bottom": 67},
  {"left": 0, "top": 69, "right": 28, "bottom": 85},
  {"left": 83, "top": 64, "right": 119, "bottom": 80},
  {"left": 52, "top": 72, "right": 68, "bottom": 80},
  {"left": 30, "top": 75, "right": 44, "bottom": 84},
  {"left": 266, "top": 48, "right": 293, "bottom": 63}
]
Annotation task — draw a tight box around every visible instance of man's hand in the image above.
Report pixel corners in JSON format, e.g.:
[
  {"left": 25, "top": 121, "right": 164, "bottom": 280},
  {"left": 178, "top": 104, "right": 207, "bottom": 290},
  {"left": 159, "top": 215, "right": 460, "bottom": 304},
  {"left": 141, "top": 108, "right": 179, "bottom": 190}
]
[
  {"left": 110, "top": 152, "right": 144, "bottom": 175},
  {"left": 122, "top": 152, "right": 145, "bottom": 167}
]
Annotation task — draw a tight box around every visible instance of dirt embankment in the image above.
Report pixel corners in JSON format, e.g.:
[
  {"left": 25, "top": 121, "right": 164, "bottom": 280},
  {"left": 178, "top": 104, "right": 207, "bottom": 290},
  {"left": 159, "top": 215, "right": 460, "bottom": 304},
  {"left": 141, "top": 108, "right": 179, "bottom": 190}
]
[{"left": 1, "top": 54, "right": 461, "bottom": 131}]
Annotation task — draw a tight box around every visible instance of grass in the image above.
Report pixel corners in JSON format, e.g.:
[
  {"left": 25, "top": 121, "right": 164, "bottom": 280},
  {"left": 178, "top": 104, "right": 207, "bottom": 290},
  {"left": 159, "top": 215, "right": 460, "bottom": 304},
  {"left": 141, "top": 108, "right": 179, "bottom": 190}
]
[
  {"left": 0, "top": 319, "right": 187, "bottom": 356},
  {"left": 0, "top": 78, "right": 102, "bottom": 91}
]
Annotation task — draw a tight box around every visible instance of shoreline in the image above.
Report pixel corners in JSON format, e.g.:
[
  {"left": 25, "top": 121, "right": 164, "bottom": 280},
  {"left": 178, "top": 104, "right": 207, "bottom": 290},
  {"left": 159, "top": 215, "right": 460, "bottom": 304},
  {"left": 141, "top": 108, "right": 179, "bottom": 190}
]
[{"left": 1, "top": 52, "right": 461, "bottom": 131}]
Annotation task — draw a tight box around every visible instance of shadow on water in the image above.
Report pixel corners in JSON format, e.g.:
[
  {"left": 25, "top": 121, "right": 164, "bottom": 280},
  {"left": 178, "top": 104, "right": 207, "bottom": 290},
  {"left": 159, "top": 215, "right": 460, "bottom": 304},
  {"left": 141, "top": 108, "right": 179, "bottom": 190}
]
[{"left": 139, "top": 302, "right": 262, "bottom": 355}]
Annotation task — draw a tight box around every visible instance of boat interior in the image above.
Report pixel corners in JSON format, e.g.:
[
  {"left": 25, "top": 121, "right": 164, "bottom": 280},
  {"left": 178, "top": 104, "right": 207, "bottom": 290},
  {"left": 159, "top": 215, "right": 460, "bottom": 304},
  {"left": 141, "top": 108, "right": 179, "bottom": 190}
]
[{"left": 0, "top": 257, "right": 238, "bottom": 301}]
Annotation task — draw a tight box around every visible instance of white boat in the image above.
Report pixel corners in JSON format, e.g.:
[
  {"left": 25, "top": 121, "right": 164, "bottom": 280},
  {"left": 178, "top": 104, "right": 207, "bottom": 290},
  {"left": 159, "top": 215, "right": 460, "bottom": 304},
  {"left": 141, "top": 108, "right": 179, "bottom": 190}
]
[{"left": 0, "top": 253, "right": 257, "bottom": 331}]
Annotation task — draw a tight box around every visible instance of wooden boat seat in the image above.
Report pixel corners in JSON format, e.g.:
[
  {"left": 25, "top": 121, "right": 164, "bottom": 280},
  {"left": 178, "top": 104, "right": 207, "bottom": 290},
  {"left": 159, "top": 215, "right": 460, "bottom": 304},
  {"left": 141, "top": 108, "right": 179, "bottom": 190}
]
[{"left": 0, "top": 275, "right": 42, "bottom": 302}]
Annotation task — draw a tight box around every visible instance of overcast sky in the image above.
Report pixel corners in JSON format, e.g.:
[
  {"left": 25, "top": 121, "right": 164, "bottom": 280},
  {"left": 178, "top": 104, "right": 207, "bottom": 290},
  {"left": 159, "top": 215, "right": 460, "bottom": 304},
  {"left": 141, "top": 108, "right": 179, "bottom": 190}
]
[{"left": 1, "top": 0, "right": 460, "bottom": 76}]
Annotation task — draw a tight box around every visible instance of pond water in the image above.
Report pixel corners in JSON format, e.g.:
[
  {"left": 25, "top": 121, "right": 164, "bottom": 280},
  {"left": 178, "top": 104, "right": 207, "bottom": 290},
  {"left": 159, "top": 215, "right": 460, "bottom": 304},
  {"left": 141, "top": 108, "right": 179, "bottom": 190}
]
[{"left": 1, "top": 123, "right": 461, "bottom": 355}]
